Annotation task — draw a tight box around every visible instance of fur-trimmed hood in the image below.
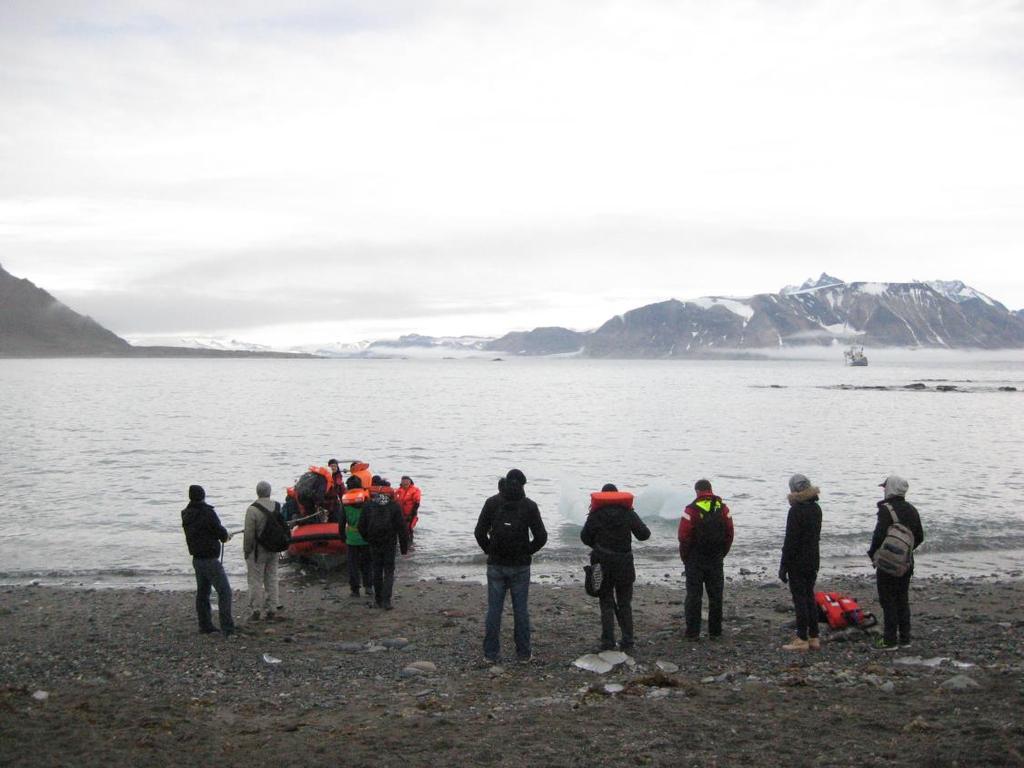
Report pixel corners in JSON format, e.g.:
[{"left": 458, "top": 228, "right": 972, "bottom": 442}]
[{"left": 787, "top": 486, "right": 820, "bottom": 505}]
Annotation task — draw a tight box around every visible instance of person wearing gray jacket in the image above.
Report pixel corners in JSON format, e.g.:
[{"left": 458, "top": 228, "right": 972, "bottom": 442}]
[{"left": 244, "top": 481, "right": 282, "bottom": 621}]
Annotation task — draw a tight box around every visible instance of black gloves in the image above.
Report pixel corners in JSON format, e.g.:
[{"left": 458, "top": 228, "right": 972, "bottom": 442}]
[{"left": 778, "top": 566, "right": 788, "bottom": 584}]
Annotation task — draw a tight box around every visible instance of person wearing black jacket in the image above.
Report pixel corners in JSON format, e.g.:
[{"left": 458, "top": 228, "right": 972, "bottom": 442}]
[
  {"left": 474, "top": 469, "right": 548, "bottom": 663},
  {"left": 357, "top": 484, "right": 409, "bottom": 610},
  {"left": 778, "top": 474, "right": 823, "bottom": 651},
  {"left": 181, "top": 485, "right": 235, "bottom": 637},
  {"left": 581, "top": 483, "right": 651, "bottom": 651},
  {"left": 868, "top": 474, "right": 925, "bottom": 650}
]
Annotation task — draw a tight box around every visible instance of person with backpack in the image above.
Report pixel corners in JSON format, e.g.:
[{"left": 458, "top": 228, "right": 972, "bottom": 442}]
[
  {"left": 357, "top": 482, "right": 409, "bottom": 610},
  {"left": 342, "top": 475, "right": 373, "bottom": 599},
  {"left": 181, "top": 485, "right": 235, "bottom": 637},
  {"left": 243, "top": 481, "right": 287, "bottom": 622},
  {"left": 581, "top": 483, "right": 651, "bottom": 652},
  {"left": 778, "top": 473, "right": 823, "bottom": 651},
  {"left": 867, "top": 474, "right": 924, "bottom": 651},
  {"left": 678, "top": 478, "right": 734, "bottom": 640},
  {"left": 474, "top": 469, "right": 548, "bottom": 663}
]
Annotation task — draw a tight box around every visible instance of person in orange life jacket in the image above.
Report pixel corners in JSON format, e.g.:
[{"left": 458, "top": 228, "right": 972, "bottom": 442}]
[
  {"left": 395, "top": 476, "right": 422, "bottom": 540},
  {"left": 357, "top": 481, "right": 409, "bottom": 610},
  {"left": 342, "top": 474, "right": 373, "bottom": 598},
  {"left": 778, "top": 474, "right": 823, "bottom": 651},
  {"left": 867, "top": 475, "right": 924, "bottom": 651},
  {"left": 350, "top": 461, "right": 373, "bottom": 492},
  {"left": 581, "top": 483, "right": 651, "bottom": 651},
  {"left": 181, "top": 485, "right": 235, "bottom": 637},
  {"left": 678, "top": 479, "right": 734, "bottom": 640}
]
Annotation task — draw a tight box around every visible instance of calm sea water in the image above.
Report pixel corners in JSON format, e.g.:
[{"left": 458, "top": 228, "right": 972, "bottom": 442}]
[{"left": 1, "top": 356, "right": 1022, "bottom": 587}]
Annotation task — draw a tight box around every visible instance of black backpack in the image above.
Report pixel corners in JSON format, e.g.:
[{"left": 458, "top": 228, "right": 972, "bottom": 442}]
[
  {"left": 362, "top": 497, "right": 394, "bottom": 545},
  {"left": 692, "top": 499, "right": 727, "bottom": 556},
  {"left": 489, "top": 499, "right": 529, "bottom": 560},
  {"left": 255, "top": 502, "right": 291, "bottom": 554}
]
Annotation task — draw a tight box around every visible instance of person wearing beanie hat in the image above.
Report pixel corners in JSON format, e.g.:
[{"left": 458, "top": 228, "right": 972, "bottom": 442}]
[
  {"left": 678, "top": 479, "right": 734, "bottom": 640},
  {"left": 779, "top": 474, "right": 823, "bottom": 651},
  {"left": 474, "top": 468, "right": 547, "bottom": 662},
  {"left": 243, "top": 481, "right": 283, "bottom": 622},
  {"left": 868, "top": 474, "right": 925, "bottom": 650},
  {"left": 181, "top": 485, "right": 235, "bottom": 637}
]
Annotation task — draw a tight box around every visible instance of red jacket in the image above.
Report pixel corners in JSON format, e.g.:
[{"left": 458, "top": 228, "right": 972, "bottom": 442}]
[
  {"left": 678, "top": 492, "right": 734, "bottom": 562},
  {"left": 395, "top": 484, "right": 422, "bottom": 519}
]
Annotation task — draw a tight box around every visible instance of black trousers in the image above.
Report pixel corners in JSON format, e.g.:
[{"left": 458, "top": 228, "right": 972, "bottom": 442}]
[
  {"left": 347, "top": 544, "right": 373, "bottom": 594},
  {"left": 788, "top": 569, "right": 819, "bottom": 639},
  {"left": 684, "top": 558, "right": 724, "bottom": 637},
  {"left": 369, "top": 544, "right": 397, "bottom": 607},
  {"left": 596, "top": 555, "right": 636, "bottom": 649},
  {"left": 877, "top": 570, "right": 912, "bottom": 644}
]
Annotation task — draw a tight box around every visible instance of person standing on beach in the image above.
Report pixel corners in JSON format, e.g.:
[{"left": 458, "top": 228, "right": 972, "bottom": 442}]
[
  {"left": 243, "top": 481, "right": 282, "bottom": 622},
  {"left": 778, "top": 473, "right": 822, "bottom": 651},
  {"left": 581, "top": 483, "right": 651, "bottom": 652},
  {"left": 181, "top": 485, "right": 235, "bottom": 637},
  {"left": 474, "top": 468, "right": 548, "bottom": 663},
  {"left": 868, "top": 475, "right": 924, "bottom": 651},
  {"left": 678, "top": 479, "right": 734, "bottom": 640},
  {"left": 357, "top": 482, "right": 409, "bottom": 610}
]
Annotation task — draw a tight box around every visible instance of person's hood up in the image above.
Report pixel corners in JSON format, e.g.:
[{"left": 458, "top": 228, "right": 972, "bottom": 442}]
[
  {"left": 188, "top": 485, "right": 205, "bottom": 502},
  {"left": 787, "top": 486, "right": 821, "bottom": 505},
  {"left": 500, "top": 478, "right": 526, "bottom": 502},
  {"left": 880, "top": 474, "right": 909, "bottom": 499}
]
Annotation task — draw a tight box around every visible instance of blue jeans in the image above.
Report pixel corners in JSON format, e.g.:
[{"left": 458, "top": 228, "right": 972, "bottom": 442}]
[
  {"left": 484, "top": 564, "right": 531, "bottom": 660},
  {"left": 193, "top": 556, "right": 234, "bottom": 634}
]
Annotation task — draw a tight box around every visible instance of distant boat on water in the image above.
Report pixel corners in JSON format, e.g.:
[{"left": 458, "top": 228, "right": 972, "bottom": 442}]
[{"left": 844, "top": 345, "right": 868, "bottom": 366}]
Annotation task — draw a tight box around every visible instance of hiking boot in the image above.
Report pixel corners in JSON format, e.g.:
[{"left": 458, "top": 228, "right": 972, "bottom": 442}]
[
  {"left": 782, "top": 638, "right": 810, "bottom": 651},
  {"left": 619, "top": 642, "right": 635, "bottom": 653},
  {"left": 872, "top": 637, "right": 899, "bottom": 652},
  {"left": 684, "top": 634, "right": 700, "bottom": 642},
  {"left": 899, "top": 638, "right": 912, "bottom": 649},
  {"left": 383, "top": 603, "right": 394, "bottom": 611},
  {"left": 250, "top": 611, "right": 261, "bottom": 621},
  {"left": 349, "top": 590, "right": 361, "bottom": 598},
  {"left": 808, "top": 637, "right": 821, "bottom": 651},
  {"left": 199, "top": 625, "right": 219, "bottom": 635}
]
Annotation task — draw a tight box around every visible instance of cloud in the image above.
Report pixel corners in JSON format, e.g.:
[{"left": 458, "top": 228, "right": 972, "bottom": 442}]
[{"left": 2, "top": 0, "right": 1023, "bottom": 340}]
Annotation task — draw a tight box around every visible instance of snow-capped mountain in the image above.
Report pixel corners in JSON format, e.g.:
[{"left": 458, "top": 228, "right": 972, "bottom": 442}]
[{"left": 496, "top": 274, "right": 1024, "bottom": 356}]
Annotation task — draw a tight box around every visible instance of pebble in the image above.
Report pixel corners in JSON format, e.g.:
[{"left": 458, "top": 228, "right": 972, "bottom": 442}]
[
  {"left": 940, "top": 674, "right": 980, "bottom": 691},
  {"left": 604, "top": 683, "right": 624, "bottom": 694},
  {"left": 656, "top": 661, "right": 679, "bottom": 674},
  {"left": 382, "top": 638, "right": 409, "bottom": 650},
  {"left": 408, "top": 661, "right": 437, "bottom": 674},
  {"left": 32, "top": 690, "right": 49, "bottom": 701},
  {"left": 337, "top": 642, "right": 365, "bottom": 653}
]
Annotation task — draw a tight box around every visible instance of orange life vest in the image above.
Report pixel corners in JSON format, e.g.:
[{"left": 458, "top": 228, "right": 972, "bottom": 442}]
[
  {"left": 342, "top": 488, "right": 369, "bottom": 505},
  {"left": 589, "top": 491, "right": 635, "bottom": 511},
  {"left": 350, "top": 462, "right": 372, "bottom": 491}
]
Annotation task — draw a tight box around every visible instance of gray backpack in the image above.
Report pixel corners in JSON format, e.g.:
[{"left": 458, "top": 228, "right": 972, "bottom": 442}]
[{"left": 873, "top": 504, "right": 915, "bottom": 577}]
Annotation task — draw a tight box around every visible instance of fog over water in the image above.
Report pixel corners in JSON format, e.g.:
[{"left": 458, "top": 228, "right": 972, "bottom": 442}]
[{"left": 1, "top": 356, "right": 1022, "bottom": 588}]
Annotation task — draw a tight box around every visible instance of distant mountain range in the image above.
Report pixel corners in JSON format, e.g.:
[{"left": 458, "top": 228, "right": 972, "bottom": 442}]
[
  {"left": 3, "top": 263, "right": 1023, "bottom": 357},
  {"left": 494, "top": 273, "right": 1024, "bottom": 358}
]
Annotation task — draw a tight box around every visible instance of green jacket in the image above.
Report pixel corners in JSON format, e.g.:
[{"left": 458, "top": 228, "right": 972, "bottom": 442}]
[{"left": 344, "top": 504, "right": 367, "bottom": 546}]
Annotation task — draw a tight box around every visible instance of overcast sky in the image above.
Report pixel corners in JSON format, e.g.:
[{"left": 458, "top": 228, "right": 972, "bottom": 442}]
[{"left": 2, "top": 1, "right": 1022, "bottom": 346}]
